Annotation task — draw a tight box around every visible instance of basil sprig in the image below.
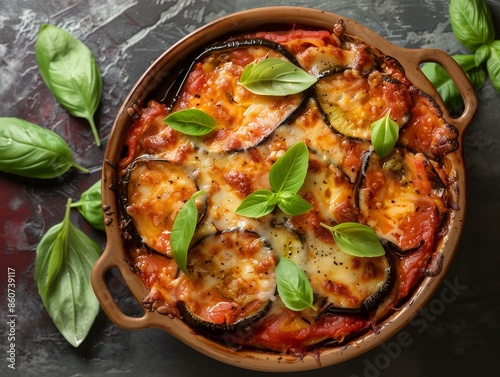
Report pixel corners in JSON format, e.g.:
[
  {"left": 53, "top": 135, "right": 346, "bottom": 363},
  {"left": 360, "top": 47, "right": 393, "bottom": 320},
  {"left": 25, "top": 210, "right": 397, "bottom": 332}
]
[
  {"left": 370, "top": 111, "right": 399, "bottom": 158},
  {"left": 170, "top": 190, "right": 205, "bottom": 274},
  {"left": 423, "top": 0, "right": 500, "bottom": 107},
  {"left": 275, "top": 257, "right": 316, "bottom": 312},
  {"left": 321, "top": 222, "right": 385, "bottom": 257},
  {"left": 240, "top": 58, "right": 317, "bottom": 96},
  {"left": 0, "top": 117, "right": 88, "bottom": 178},
  {"left": 235, "top": 142, "right": 312, "bottom": 217},
  {"left": 164, "top": 108, "right": 216, "bottom": 136},
  {"left": 70, "top": 179, "right": 105, "bottom": 231},
  {"left": 35, "top": 24, "right": 102, "bottom": 146},
  {"left": 35, "top": 198, "right": 101, "bottom": 347}
]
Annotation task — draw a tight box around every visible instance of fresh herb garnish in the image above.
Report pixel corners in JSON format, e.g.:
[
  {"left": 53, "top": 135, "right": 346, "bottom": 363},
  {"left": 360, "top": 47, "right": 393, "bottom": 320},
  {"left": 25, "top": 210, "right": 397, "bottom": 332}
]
[
  {"left": 70, "top": 179, "right": 105, "bottom": 231},
  {"left": 423, "top": 0, "right": 500, "bottom": 107},
  {"left": 34, "top": 198, "right": 101, "bottom": 347},
  {"left": 35, "top": 24, "right": 102, "bottom": 146},
  {"left": 0, "top": 117, "right": 89, "bottom": 178},
  {"left": 321, "top": 222, "right": 385, "bottom": 257},
  {"left": 240, "top": 58, "right": 317, "bottom": 96},
  {"left": 235, "top": 142, "right": 312, "bottom": 217},
  {"left": 170, "top": 190, "right": 205, "bottom": 274},
  {"left": 370, "top": 111, "right": 399, "bottom": 159},
  {"left": 164, "top": 108, "right": 216, "bottom": 136},
  {"left": 275, "top": 257, "right": 317, "bottom": 312}
]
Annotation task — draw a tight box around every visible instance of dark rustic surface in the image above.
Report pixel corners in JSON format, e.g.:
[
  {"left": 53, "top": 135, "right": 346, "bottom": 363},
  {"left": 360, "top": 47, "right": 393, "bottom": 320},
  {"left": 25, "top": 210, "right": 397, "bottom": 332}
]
[{"left": 1, "top": 0, "right": 499, "bottom": 376}]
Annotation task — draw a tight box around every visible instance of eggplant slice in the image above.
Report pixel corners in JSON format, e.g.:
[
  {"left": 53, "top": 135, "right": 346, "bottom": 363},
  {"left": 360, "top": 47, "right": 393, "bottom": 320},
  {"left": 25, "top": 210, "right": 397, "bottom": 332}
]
[
  {"left": 356, "top": 149, "right": 448, "bottom": 254},
  {"left": 164, "top": 40, "right": 309, "bottom": 153},
  {"left": 120, "top": 157, "right": 206, "bottom": 257},
  {"left": 176, "top": 229, "right": 277, "bottom": 335}
]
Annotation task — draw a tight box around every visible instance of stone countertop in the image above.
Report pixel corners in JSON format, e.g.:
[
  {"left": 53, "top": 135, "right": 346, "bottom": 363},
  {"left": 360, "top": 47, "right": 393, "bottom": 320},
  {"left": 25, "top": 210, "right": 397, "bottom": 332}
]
[{"left": 1, "top": 0, "right": 499, "bottom": 376}]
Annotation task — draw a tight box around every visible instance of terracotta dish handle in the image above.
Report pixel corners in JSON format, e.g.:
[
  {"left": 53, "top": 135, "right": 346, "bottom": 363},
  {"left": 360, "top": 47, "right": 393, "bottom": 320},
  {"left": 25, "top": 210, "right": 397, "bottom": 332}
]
[
  {"left": 390, "top": 46, "right": 478, "bottom": 132},
  {"left": 91, "top": 246, "right": 156, "bottom": 330}
]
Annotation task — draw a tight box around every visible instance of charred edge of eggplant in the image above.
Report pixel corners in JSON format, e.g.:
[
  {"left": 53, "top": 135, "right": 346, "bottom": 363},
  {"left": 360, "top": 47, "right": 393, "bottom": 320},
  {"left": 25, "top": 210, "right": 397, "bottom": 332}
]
[
  {"left": 118, "top": 156, "right": 206, "bottom": 257},
  {"left": 164, "top": 38, "right": 302, "bottom": 113},
  {"left": 177, "top": 299, "right": 273, "bottom": 337},
  {"left": 315, "top": 254, "right": 396, "bottom": 320},
  {"left": 381, "top": 238, "right": 425, "bottom": 257}
]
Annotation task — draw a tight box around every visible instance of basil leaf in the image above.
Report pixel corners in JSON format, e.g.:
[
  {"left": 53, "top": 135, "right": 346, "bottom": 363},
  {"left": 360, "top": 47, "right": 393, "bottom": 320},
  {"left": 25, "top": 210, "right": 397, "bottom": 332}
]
[
  {"left": 370, "top": 112, "right": 399, "bottom": 158},
  {"left": 449, "top": 0, "right": 495, "bottom": 52},
  {"left": 321, "top": 222, "right": 385, "bottom": 257},
  {"left": 170, "top": 190, "right": 205, "bottom": 275},
  {"left": 0, "top": 117, "right": 88, "bottom": 178},
  {"left": 269, "top": 142, "right": 309, "bottom": 193},
  {"left": 275, "top": 257, "right": 316, "bottom": 312},
  {"left": 277, "top": 191, "right": 312, "bottom": 216},
  {"left": 475, "top": 44, "right": 491, "bottom": 67},
  {"left": 71, "top": 179, "right": 105, "bottom": 231},
  {"left": 35, "top": 199, "right": 101, "bottom": 347},
  {"left": 235, "top": 189, "right": 277, "bottom": 218},
  {"left": 486, "top": 41, "right": 500, "bottom": 96},
  {"left": 164, "top": 108, "right": 216, "bottom": 136},
  {"left": 240, "top": 58, "right": 317, "bottom": 96},
  {"left": 35, "top": 24, "right": 102, "bottom": 146},
  {"left": 421, "top": 55, "right": 487, "bottom": 110}
]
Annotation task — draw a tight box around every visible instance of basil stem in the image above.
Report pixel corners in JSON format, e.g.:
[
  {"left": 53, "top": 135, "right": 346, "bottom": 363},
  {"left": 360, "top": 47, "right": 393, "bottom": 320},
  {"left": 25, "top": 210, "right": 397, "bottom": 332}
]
[
  {"left": 370, "top": 112, "right": 399, "bottom": 159},
  {"left": 275, "top": 257, "right": 316, "bottom": 312},
  {"left": 170, "top": 190, "right": 205, "bottom": 275},
  {"left": 321, "top": 222, "right": 385, "bottom": 257},
  {"left": 34, "top": 198, "right": 101, "bottom": 347},
  {"left": 164, "top": 108, "right": 216, "bottom": 136},
  {"left": 240, "top": 58, "right": 317, "bottom": 96},
  {"left": 0, "top": 117, "right": 88, "bottom": 178},
  {"left": 35, "top": 24, "right": 102, "bottom": 146},
  {"left": 70, "top": 179, "right": 105, "bottom": 231}
]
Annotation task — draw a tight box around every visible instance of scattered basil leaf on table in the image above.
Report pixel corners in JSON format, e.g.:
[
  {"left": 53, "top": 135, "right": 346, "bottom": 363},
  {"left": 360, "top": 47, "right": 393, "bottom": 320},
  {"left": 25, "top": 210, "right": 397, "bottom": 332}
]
[
  {"left": 164, "top": 108, "right": 216, "bottom": 136},
  {"left": 240, "top": 58, "right": 317, "bottom": 96},
  {"left": 0, "top": 117, "right": 88, "bottom": 178},
  {"left": 35, "top": 198, "right": 101, "bottom": 347},
  {"left": 370, "top": 111, "right": 399, "bottom": 159},
  {"left": 449, "top": 0, "right": 495, "bottom": 52},
  {"left": 321, "top": 222, "right": 385, "bottom": 257},
  {"left": 275, "top": 257, "right": 317, "bottom": 312},
  {"left": 71, "top": 179, "right": 105, "bottom": 231},
  {"left": 486, "top": 41, "right": 500, "bottom": 96},
  {"left": 236, "top": 142, "right": 312, "bottom": 217},
  {"left": 170, "top": 190, "right": 205, "bottom": 275},
  {"left": 422, "top": 55, "right": 487, "bottom": 110},
  {"left": 35, "top": 24, "right": 102, "bottom": 146}
]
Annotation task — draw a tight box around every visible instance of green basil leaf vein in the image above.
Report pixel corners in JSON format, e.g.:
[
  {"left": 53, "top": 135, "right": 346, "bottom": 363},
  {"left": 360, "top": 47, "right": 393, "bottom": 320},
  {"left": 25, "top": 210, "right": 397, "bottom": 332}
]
[
  {"left": 275, "top": 257, "right": 316, "bottom": 312},
  {"left": 269, "top": 141, "right": 309, "bottom": 193},
  {"left": 370, "top": 112, "right": 399, "bottom": 159},
  {"left": 0, "top": 117, "right": 88, "bottom": 178},
  {"left": 71, "top": 179, "right": 105, "bottom": 231},
  {"left": 449, "top": 0, "right": 495, "bottom": 52},
  {"left": 164, "top": 108, "right": 216, "bottom": 136},
  {"left": 277, "top": 191, "right": 313, "bottom": 216},
  {"left": 321, "top": 222, "right": 385, "bottom": 257},
  {"left": 170, "top": 190, "right": 205, "bottom": 274},
  {"left": 240, "top": 58, "right": 317, "bottom": 96},
  {"left": 35, "top": 198, "right": 101, "bottom": 347},
  {"left": 235, "top": 189, "right": 277, "bottom": 218},
  {"left": 486, "top": 41, "right": 500, "bottom": 96},
  {"left": 35, "top": 24, "right": 102, "bottom": 146}
]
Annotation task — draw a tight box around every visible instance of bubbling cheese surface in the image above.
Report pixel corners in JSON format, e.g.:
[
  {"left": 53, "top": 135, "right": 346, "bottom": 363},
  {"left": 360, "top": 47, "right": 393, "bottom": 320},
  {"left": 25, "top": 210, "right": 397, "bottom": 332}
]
[{"left": 118, "top": 23, "right": 457, "bottom": 354}]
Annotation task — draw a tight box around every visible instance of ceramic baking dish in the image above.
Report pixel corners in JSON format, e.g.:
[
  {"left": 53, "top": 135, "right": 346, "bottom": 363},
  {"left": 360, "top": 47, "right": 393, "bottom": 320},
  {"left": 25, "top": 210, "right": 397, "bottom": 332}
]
[{"left": 91, "top": 6, "right": 477, "bottom": 372}]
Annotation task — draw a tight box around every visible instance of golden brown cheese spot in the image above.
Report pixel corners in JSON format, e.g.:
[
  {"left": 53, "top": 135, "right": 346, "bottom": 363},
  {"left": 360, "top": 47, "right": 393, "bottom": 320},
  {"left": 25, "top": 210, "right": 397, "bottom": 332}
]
[
  {"left": 126, "top": 160, "right": 200, "bottom": 256},
  {"left": 176, "top": 230, "right": 276, "bottom": 325}
]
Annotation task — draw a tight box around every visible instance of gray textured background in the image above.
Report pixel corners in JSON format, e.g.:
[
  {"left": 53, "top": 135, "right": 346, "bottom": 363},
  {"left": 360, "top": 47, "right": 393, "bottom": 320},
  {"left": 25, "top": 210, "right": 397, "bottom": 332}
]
[{"left": 1, "top": 0, "right": 499, "bottom": 376}]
